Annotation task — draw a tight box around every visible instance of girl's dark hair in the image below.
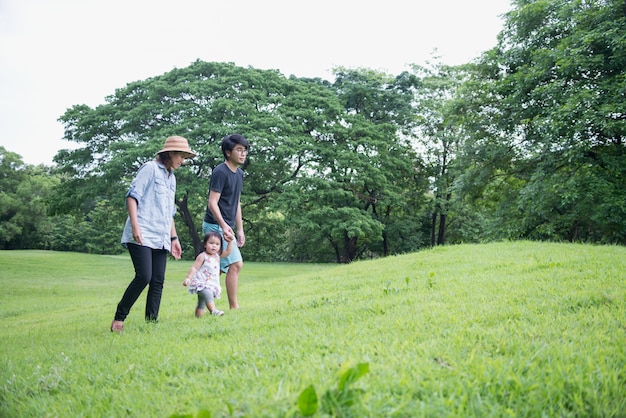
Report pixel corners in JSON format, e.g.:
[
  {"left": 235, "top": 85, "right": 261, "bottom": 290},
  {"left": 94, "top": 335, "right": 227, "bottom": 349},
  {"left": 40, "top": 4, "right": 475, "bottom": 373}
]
[
  {"left": 221, "top": 134, "right": 249, "bottom": 158},
  {"left": 203, "top": 231, "right": 224, "bottom": 253}
]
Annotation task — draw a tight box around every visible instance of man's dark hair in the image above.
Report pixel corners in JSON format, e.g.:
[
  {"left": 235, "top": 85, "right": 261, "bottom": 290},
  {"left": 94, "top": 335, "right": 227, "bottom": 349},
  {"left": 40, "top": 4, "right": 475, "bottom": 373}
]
[{"left": 221, "top": 134, "right": 249, "bottom": 158}]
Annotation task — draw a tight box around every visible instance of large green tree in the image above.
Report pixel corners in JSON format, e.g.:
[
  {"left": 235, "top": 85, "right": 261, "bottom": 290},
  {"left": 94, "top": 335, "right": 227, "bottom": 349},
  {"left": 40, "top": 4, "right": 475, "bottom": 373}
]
[
  {"left": 54, "top": 61, "right": 306, "bottom": 256},
  {"left": 0, "top": 147, "right": 58, "bottom": 250},
  {"left": 53, "top": 62, "right": 428, "bottom": 261},
  {"left": 456, "top": 0, "right": 626, "bottom": 243},
  {"left": 327, "top": 68, "right": 429, "bottom": 259},
  {"left": 406, "top": 62, "right": 473, "bottom": 246}
]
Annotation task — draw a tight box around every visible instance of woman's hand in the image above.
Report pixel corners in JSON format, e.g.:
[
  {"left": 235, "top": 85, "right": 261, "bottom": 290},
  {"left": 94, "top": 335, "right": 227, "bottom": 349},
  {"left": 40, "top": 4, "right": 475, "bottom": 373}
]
[
  {"left": 170, "top": 238, "right": 182, "bottom": 259},
  {"left": 131, "top": 226, "right": 143, "bottom": 245}
]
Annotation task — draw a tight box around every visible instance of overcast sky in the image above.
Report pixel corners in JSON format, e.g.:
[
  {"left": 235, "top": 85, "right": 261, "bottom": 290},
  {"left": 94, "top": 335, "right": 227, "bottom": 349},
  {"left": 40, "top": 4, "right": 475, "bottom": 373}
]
[{"left": 0, "top": 0, "right": 512, "bottom": 166}]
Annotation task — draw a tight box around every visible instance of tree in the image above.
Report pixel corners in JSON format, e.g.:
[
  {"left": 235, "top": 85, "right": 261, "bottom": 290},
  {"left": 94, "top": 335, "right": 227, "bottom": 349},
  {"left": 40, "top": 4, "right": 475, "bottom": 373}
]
[
  {"left": 405, "top": 62, "right": 470, "bottom": 246},
  {"left": 53, "top": 62, "right": 430, "bottom": 261},
  {"left": 333, "top": 68, "right": 430, "bottom": 255},
  {"left": 0, "top": 147, "right": 58, "bottom": 249},
  {"left": 53, "top": 61, "right": 424, "bottom": 260},
  {"left": 54, "top": 61, "right": 310, "bottom": 257},
  {"left": 456, "top": 0, "right": 626, "bottom": 243}
]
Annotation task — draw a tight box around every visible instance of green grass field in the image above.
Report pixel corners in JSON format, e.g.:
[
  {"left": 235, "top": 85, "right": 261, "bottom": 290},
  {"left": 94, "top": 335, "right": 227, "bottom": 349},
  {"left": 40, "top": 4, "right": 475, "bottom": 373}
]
[{"left": 1, "top": 241, "right": 624, "bottom": 417}]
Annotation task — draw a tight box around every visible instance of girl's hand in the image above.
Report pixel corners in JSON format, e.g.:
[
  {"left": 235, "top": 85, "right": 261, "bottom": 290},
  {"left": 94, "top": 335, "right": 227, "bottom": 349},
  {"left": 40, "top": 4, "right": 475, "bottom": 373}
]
[{"left": 183, "top": 278, "right": 190, "bottom": 286}]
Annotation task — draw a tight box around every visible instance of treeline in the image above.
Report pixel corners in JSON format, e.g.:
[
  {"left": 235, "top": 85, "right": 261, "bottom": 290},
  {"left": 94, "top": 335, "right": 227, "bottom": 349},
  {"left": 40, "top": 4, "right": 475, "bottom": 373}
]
[{"left": 2, "top": 0, "right": 624, "bottom": 261}]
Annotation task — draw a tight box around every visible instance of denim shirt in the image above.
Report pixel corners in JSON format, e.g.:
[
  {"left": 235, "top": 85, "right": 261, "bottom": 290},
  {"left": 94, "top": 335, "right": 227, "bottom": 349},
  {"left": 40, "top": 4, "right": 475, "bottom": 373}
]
[{"left": 121, "top": 160, "right": 176, "bottom": 252}]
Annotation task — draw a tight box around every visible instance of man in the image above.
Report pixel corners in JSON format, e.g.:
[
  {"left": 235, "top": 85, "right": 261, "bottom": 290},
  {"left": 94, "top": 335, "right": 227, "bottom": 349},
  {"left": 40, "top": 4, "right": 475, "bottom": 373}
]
[{"left": 203, "top": 134, "right": 249, "bottom": 309}]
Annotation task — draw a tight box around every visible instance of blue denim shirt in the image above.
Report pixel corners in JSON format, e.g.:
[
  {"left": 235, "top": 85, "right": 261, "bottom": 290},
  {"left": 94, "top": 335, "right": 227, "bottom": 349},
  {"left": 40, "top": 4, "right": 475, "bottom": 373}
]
[{"left": 121, "top": 160, "right": 176, "bottom": 252}]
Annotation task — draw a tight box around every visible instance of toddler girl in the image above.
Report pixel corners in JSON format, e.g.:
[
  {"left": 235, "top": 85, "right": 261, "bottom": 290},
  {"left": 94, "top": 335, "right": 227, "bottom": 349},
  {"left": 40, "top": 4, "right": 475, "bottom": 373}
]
[{"left": 183, "top": 231, "right": 233, "bottom": 317}]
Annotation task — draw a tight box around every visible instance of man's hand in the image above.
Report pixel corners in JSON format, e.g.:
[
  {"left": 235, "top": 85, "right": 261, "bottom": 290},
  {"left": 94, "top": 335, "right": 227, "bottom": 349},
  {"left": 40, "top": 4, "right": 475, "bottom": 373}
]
[
  {"left": 237, "top": 230, "right": 246, "bottom": 248},
  {"left": 222, "top": 225, "right": 235, "bottom": 242}
]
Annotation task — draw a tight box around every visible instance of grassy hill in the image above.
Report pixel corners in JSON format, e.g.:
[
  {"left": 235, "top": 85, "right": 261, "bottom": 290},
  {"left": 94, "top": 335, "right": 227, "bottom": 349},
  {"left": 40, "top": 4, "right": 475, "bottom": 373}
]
[{"left": 1, "top": 241, "right": 624, "bottom": 417}]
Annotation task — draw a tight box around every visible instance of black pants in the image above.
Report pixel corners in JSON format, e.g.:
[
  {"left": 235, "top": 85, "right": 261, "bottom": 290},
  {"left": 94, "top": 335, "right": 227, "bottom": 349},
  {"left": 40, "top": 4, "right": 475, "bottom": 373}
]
[{"left": 114, "top": 243, "right": 168, "bottom": 322}]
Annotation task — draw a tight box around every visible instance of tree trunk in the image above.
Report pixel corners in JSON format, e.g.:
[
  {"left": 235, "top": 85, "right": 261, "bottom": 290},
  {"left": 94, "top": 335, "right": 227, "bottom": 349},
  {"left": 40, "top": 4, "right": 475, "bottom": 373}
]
[
  {"left": 436, "top": 191, "right": 451, "bottom": 246},
  {"left": 382, "top": 229, "right": 389, "bottom": 257},
  {"left": 437, "top": 213, "right": 446, "bottom": 245},
  {"left": 382, "top": 206, "right": 390, "bottom": 256},
  {"left": 431, "top": 212, "right": 437, "bottom": 246},
  {"left": 176, "top": 194, "right": 202, "bottom": 255},
  {"left": 341, "top": 232, "right": 357, "bottom": 263},
  {"left": 569, "top": 220, "right": 580, "bottom": 242}
]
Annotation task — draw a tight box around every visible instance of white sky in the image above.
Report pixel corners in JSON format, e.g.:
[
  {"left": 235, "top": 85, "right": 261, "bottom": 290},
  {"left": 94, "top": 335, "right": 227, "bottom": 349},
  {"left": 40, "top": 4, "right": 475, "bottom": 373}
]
[{"left": 0, "top": 0, "right": 511, "bottom": 166}]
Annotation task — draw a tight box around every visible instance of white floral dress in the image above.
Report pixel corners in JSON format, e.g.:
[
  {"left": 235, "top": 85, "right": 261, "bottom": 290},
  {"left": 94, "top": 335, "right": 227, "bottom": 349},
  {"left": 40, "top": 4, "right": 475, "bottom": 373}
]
[{"left": 187, "top": 253, "right": 222, "bottom": 299}]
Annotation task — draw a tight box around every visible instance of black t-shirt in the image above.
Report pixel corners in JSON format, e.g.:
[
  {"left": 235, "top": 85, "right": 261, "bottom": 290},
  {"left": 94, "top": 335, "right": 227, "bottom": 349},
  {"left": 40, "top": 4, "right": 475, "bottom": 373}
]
[{"left": 204, "top": 162, "right": 243, "bottom": 228}]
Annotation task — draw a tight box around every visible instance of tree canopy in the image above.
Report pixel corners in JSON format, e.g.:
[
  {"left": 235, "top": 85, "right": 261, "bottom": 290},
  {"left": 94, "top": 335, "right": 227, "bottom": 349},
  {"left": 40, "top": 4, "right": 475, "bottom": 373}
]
[
  {"left": 3, "top": 0, "right": 625, "bottom": 258},
  {"left": 51, "top": 62, "right": 429, "bottom": 261},
  {"left": 456, "top": 0, "right": 626, "bottom": 243}
]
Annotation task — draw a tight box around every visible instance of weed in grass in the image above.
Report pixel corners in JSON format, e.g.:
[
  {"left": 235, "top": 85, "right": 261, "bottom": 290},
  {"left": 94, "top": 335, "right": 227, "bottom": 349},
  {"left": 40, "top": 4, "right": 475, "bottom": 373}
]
[{"left": 296, "top": 362, "right": 370, "bottom": 417}]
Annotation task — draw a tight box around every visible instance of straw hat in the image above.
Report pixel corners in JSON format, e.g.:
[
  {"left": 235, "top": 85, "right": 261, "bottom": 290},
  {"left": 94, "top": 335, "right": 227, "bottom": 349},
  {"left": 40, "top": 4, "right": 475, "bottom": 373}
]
[{"left": 156, "top": 136, "right": 197, "bottom": 158}]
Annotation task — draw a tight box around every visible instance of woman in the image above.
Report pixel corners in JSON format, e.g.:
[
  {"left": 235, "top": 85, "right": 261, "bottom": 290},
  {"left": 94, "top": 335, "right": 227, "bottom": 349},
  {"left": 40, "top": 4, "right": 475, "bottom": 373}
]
[{"left": 111, "top": 136, "right": 196, "bottom": 333}]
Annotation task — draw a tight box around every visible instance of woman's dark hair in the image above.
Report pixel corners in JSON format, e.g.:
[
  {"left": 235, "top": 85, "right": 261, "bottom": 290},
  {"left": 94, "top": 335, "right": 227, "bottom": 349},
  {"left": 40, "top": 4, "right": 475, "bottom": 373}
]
[
  {"left": 157, "top": 151, "right": 173, "bottom": 165},
  {"left": 203, "top": 231, "right": 224, "bottom": 253},
  {"left": 221, "top": 134, "right": 249, "bottom": 158}
]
